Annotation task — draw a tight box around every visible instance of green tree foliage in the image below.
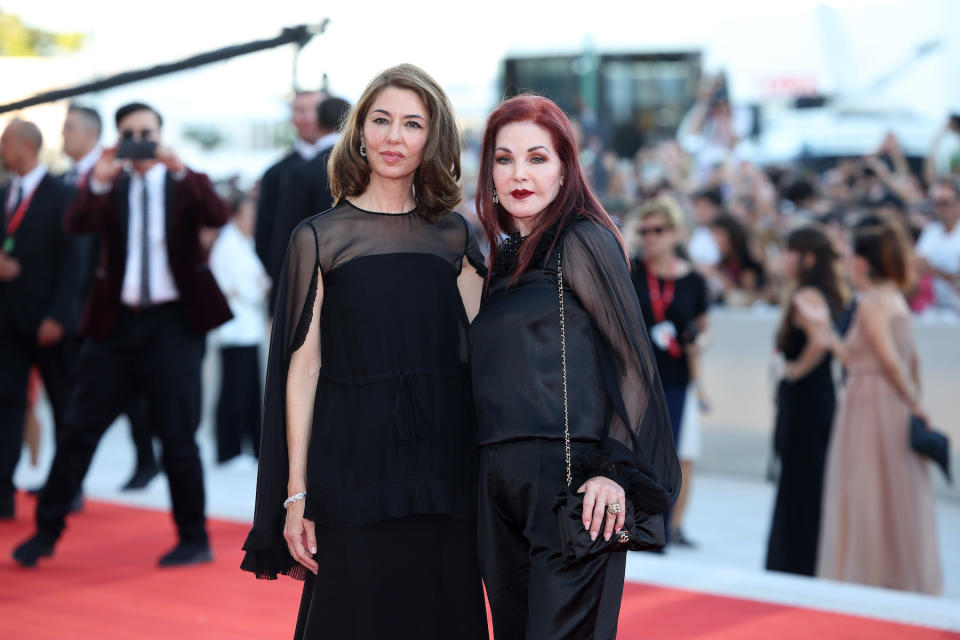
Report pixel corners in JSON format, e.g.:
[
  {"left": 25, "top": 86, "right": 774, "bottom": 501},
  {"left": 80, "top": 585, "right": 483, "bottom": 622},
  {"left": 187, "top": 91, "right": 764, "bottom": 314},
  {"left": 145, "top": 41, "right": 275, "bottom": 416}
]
[{"left": 0, "top": 11, "right": 85, "bottom": 56}]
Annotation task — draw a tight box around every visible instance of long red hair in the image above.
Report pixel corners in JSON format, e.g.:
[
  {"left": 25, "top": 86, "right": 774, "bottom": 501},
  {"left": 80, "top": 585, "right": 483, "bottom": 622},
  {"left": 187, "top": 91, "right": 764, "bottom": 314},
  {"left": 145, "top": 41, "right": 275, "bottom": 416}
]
[{"left": 475, "top": 95, "right": 627, "bottom": 281}]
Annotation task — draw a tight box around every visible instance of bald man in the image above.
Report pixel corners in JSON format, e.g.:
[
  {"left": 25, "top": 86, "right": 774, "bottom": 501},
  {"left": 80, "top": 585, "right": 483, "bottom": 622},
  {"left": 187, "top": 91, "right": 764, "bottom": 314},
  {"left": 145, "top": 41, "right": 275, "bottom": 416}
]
[{"left": 0, "top": 119, "right": 83, "bottom": 519}]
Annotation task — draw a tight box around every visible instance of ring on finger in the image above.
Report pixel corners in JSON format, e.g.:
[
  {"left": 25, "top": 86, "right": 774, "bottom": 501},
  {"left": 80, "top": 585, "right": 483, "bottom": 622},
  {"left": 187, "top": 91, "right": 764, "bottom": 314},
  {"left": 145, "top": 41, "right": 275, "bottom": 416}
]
[{"left": 606, "top": 503, "right": 623, "bottom": 515}]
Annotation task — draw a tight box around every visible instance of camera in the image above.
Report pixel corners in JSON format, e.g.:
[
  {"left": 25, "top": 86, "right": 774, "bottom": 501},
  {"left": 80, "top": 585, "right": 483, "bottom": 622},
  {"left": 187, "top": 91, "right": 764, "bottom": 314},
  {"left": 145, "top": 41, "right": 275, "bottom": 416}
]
[{"left": 116, "top": 139, "right": 158, "bottom": 160}]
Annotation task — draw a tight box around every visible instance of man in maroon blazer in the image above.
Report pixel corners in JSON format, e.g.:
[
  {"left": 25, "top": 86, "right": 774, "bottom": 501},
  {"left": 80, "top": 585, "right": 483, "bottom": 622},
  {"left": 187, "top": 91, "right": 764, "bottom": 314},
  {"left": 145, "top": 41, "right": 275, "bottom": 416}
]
[{"left": 13, "top": 102, "right": 232, "bottom": 568}]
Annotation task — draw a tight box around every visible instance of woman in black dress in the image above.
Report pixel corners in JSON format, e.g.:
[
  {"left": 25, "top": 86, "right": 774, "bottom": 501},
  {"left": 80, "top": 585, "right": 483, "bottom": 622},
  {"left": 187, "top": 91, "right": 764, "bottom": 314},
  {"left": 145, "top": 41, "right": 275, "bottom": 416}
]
[
  {"left": 470, "top": 95, "right": 680, "bottom": 640},
  {"left": 241, "top": 64, "right": 488, "bottom": 639},
  {"left": 765, "top": 224, "right": 846, "bottom": 576},
  {"left": 626, "top": 196, "right": 709, "bottom": 546}
]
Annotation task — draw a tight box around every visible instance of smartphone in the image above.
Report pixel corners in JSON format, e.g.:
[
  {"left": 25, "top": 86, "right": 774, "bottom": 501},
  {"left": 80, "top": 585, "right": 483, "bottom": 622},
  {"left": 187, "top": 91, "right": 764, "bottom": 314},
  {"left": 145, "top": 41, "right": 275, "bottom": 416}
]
[{"left": 116, "top": 139, "right": 157, "bottom": 160}]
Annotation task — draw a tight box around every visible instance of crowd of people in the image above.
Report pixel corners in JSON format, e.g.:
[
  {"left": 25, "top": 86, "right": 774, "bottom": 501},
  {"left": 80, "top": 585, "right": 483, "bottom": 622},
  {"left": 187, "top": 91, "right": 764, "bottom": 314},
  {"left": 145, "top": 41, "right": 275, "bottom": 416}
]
[
  {"left": 0, "top": 63, "right": 955, "bottom": 639},
  {"left": 569, "top": 75, "right": 960, "bottom": 318}
]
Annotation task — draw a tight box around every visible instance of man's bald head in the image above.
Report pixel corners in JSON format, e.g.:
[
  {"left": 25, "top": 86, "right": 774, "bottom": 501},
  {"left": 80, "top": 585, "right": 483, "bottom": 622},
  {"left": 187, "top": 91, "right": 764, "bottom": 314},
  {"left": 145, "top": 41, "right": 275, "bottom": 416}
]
[
  {"left": 7, "top": 119, "right": 43, "bottom": 152},
  {"left": 1, "top": 118, "right": 43, "bottom": 174}
]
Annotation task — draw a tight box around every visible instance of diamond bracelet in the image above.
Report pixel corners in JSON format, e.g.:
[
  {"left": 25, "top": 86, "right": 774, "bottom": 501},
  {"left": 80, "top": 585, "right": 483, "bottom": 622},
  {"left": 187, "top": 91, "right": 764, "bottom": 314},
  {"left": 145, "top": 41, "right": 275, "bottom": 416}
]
[{"left": 283, "top": 491, "right": 307, "bottom": 509}]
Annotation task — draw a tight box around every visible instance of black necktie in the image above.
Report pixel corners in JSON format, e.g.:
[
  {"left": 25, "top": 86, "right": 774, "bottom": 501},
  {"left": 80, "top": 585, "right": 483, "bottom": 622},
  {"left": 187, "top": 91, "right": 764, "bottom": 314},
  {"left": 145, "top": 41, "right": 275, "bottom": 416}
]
[
  {"left": 64, "top": 168, "right": 79, "bottom": 186},
  {"left": 140, "top": 179, "right": 152, "bottom": 305}
]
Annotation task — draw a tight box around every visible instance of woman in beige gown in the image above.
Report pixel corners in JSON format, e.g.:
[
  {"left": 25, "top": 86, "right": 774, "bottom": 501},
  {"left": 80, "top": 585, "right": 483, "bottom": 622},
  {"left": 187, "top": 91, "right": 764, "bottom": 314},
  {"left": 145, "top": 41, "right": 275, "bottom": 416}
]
[{"left": 802, "top": 219, "right": 942, "bottom": 595}]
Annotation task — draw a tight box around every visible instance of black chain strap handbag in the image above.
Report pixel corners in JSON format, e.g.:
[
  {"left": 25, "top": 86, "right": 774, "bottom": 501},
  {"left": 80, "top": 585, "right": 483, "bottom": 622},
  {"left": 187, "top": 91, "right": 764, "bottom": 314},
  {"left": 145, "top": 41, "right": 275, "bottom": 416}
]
[{"left": 551, "top": 249, "right": 667, "bottom": 562}]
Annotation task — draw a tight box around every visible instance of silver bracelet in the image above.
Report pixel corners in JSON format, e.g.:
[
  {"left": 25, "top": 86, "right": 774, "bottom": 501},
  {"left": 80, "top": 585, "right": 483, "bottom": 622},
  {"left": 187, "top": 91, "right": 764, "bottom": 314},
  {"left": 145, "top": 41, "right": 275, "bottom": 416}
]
[{"left": 283, "top": 491, "right": 307, "bottom": 509}]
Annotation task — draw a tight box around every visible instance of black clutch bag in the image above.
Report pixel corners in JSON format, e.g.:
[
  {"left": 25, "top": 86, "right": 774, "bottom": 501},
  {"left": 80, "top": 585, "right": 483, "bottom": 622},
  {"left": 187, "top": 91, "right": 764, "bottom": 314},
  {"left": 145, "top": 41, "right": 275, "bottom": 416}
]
[
  {"left": 551, "top": 250, "right": 667, "bottom": 562},
  {"left": 554, "top": 488, "right": 665, "bottom": 561},
  {"left": 910, "top": 415, "right": 952, "bottom": 483}
]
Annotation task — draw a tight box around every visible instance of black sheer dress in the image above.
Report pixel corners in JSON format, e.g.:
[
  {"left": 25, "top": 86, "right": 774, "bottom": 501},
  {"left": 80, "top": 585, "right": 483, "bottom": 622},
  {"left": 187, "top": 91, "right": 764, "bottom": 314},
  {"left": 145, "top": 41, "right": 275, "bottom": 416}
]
[
  {"left": 766, "top": 315, "right": 836, "bottom": 577},
  {"left": 241, "top": 201, "right": 488, "bottom": 639},
  {"left": 469, "top": 216, "right": 680, "bottom": 639}
]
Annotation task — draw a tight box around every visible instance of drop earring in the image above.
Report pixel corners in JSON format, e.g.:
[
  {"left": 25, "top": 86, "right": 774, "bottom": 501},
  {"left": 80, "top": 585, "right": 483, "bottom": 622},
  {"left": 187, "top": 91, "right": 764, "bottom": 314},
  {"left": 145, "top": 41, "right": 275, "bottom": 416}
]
[
  {"left": 360, "top": 142, "right": 366, "bottom": 157},
  {"left": 492, "top": 187, "right": 498, "bottom": 204}
]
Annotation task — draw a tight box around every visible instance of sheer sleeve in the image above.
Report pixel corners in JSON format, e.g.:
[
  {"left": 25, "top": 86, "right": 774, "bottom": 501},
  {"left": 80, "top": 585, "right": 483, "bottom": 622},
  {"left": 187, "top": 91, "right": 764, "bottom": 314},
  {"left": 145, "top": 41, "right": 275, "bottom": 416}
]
[
  {"left": 564, "top": 220, "right": 681, "bottom": 514},
  {"left": 456, "top": 212, "right": 488, "bottom": 278},
  {"left": 241, "top": 222, "right": 320, "bottom": 580}
]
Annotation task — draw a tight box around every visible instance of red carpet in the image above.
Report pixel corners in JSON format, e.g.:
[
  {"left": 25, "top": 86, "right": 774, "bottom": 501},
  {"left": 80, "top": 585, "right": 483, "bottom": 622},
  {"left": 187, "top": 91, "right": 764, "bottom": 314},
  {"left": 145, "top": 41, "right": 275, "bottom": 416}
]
[{"left": 0, "top": 494, "right": 955, "bottom": 639}]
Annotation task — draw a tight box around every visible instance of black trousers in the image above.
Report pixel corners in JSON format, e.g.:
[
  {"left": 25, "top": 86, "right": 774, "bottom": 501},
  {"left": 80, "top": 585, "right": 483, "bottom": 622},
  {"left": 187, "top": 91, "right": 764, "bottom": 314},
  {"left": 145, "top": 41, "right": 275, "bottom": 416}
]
[
  {"left": 35, "top": 304, "right": 208, "bottom": 544},
  {"left": 0, "top": 325, "right": 74, "bottom": 511},
  {"left": 478, "top": 440, "right": 627, "bottom": 640},
  {"left": 126, "top": 394, "right": 158, "bottom": 471},
  {"left": 215, "top": 345, "right": 261, "bottom": 463}
]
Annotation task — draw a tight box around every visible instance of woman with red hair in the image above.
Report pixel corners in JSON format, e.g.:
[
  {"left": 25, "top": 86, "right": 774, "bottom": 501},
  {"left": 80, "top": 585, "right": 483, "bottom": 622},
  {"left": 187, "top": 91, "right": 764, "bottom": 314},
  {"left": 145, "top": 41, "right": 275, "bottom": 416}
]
[{"left": 469, "top": 95, "right": 681, "bottom": 638}]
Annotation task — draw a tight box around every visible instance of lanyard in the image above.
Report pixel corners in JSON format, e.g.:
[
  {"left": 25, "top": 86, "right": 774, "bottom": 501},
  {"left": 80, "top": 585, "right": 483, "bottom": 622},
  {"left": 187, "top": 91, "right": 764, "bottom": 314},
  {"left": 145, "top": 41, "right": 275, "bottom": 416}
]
[
  {"left": 645, "top": 263, "right": 675, "bottom": 324},
  {"left": 645, "top": 262, "right": 683, "bottom": 359}
]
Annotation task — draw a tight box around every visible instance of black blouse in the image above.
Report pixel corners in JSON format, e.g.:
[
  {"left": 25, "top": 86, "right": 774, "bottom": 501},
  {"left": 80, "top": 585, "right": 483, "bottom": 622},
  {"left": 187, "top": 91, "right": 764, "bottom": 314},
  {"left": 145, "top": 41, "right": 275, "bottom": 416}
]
[
  {"left": 469, "top": 217, "right": 681, "bottom": 514},
  {"left": 242, "top": 201, "right": 487, "bottom": 580},
  {"left": 630, "top": 258, "right": 708, "bottom": 387}
]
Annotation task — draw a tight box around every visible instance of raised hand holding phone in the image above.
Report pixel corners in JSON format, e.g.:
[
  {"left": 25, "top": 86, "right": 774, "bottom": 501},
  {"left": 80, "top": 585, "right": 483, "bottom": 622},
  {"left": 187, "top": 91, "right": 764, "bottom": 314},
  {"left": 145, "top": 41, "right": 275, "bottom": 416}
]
[{"left": 91, "top": 146, "right": 123, "bottom": 187}]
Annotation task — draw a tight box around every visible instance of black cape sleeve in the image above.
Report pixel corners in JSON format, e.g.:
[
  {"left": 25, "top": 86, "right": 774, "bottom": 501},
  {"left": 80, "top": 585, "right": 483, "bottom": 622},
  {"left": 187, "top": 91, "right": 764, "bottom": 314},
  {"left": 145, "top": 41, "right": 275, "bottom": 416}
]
[
  {"left": 564, "top": 220, "right": 682, "bottom": 515},
  {"left": 241, "top": 222, "right": 320, "bottom": 580},
  {"left": 457, "top": 212, "right": 488, "bottom": 278}
]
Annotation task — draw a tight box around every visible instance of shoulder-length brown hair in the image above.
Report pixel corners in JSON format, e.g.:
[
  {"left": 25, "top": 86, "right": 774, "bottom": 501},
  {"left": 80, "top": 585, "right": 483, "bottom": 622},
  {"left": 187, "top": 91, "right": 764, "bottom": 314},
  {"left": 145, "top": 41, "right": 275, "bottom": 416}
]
[
  {"left": 475, "top": 94, "right": 626, "bottom": 281},
  {"left": 853, "top": 215, "right": 914, "bottom": 290},
  {"left": 328, "top": 63, "right": 461, "bottom": 222},
  {"left": 776, "top": 224, "right": 849, "bottom": 353}
]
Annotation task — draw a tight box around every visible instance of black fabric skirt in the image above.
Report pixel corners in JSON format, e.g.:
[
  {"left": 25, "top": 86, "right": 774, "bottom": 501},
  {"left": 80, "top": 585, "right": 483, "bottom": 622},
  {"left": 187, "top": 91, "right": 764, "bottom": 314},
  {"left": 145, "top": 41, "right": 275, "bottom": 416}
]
[
  {"left": 766, "top": 367, "right": 835, "bottom": 576},
  {"left": 293, "top": 515, "right": 488, "bottom": 640}
]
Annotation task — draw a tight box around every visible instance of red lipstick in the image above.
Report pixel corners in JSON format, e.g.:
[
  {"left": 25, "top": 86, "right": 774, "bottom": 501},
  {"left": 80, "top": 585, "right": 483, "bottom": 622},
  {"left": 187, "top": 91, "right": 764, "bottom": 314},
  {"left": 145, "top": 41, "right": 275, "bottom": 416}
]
[{"left": 511, "top": 189, "right": 533, "bottom": 200}]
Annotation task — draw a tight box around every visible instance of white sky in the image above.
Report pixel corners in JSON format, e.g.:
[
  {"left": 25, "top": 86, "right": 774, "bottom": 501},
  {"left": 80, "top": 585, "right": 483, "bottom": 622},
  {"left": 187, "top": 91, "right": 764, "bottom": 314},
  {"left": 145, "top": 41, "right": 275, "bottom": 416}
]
[
  {"left": 2, "top": 0, "right": 955, "bottom": 177},
  {"left": 4, "top": 0, "right": 920, "bottom": 109}
]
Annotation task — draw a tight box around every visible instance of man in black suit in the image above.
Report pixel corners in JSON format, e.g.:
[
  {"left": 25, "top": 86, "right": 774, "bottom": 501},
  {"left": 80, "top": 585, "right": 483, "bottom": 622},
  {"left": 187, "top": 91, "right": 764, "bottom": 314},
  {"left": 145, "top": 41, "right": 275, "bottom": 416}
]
[
  {"left": 62, "top": 104, "right": 160, "bottom": 491},
  {"left": 12, "top": 103, "right": 232, "bottom": 568},
  {"left": 0, "top": 119, "right": 82, "bottom": 520},
  {"left": 255, "top": 90, "right": 322, "bottom": 286},
  {"left": 268, "top": 96, "right": 351, "bottom": 281}
]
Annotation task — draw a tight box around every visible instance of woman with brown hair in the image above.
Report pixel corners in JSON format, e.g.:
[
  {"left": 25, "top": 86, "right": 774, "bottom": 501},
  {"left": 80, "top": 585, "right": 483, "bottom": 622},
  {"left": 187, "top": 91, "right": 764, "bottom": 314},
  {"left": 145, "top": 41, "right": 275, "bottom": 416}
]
[
  {"left": 241, "top": 64, "right": 488, "bottom": 638},
  {"left": 801, "top": 218, "right": 943, "bottom": 594},
  {"left": 765, "top": 224, "right": 846, "bottom": 576},
  {"left": 470, "top": 95, "right": 680, "bottom": 639}
]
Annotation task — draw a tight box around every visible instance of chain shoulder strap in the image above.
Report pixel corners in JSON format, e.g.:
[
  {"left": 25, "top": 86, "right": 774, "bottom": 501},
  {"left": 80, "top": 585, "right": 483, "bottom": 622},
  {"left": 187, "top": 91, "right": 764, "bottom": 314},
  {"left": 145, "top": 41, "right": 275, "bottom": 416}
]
[{"left": 557, "top": 249, "right": 572, "bottom": 488}]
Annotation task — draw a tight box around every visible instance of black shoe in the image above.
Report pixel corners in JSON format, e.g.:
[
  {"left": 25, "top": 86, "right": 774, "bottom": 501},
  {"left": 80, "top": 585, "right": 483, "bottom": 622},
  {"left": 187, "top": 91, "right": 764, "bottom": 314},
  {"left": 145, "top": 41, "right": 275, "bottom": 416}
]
[
  {"left": 669, "top": 527, "right": 697, "bottom": 548},
  {"left": 120, "top": 465, "right": 160, "bottom": 491},
  {"left": 158, "top": 541, "right": 213, "bottom": 567},
  {"left": 69, "top": 492, "right": 84, "bottom": 514},
  {"left": 12, "top": 532, "right": 57, "bottom": 567}
]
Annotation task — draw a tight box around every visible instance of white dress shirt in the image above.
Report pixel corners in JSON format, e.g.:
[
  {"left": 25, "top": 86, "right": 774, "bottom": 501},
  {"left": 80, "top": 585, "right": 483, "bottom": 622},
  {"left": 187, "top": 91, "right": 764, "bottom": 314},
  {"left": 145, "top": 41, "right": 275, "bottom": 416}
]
[
  {"left": 294, "top": 137, "right": 324, "bottom": 161},
  {"left": 120, "top": 164, "right": 180, "bottom": 306},
  {"left": 916, "top": 220, "right": 960, "bottom": 312},
  {"left": 71, "top": 146, "right": 103, "bottom": 185},
  {"left": 209, "top": 222, "right": 271, "bottom": 346},
  {"left": 316, "top": 132, "right": 340, "bottom": 153},
  {"left": 5, "top": 163, "right": 48, "bottom": 215}
]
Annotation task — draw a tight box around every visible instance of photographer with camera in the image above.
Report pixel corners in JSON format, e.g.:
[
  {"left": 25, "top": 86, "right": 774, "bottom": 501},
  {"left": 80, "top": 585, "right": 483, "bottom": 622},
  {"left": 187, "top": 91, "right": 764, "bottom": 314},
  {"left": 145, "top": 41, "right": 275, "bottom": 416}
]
[
  {"left": 13, "top": 102, "right": 233, "bottom": 569},
  {"left": 61, "top": 104, "right": 161, "bottom": 492}
]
